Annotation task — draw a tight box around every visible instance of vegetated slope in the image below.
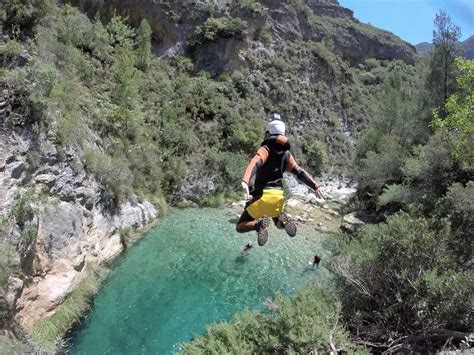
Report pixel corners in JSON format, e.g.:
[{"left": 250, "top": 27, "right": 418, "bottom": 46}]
[
  {"left": 66, "top": 0, "right": 416, "bottom": 176},
  {"left": 0, "top": 0, "right": 422, "bottom": 351}
]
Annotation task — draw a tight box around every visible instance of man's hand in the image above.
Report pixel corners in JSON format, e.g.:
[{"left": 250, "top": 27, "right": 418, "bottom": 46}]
[
  {"left": 241, "top": 181, "right": 252, "bottom": 201},
  {"left": 315, "top": 186, "right": 329, "bottom": 200}
]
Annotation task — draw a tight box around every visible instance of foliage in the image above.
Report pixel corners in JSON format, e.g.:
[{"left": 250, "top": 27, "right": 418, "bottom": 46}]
[
  {"left": 83, "top": 148, "right": 132, "bottom": 204},
  {"left": 302, "top": 139, "right": 328, "bottom": 175},
  {"left": 434, "top": 182, "right": 474, "bottom": 266},
  {"left": 10, "top": 189, "right": 35, "bottom": 228},
  {"left": 188, "top": 17, "right": 247, "bottom": 47},
  {"left": 0, "top": 0, "right": 53, "bottom": 34},
  {"left": 233, "top": 0, "right": 266, "bottom": 16},
  {"left": 136, "top": 19, "right": 152, "bottom": 71},
  {"left": 432, "top": 57, "right": 474, "bottom": 167},
  {"left": 181, "top": 285, "right": 367, "bottom": 354},
  {"left": 426, "top": 10, "right": 462, "bottom": 111},
  {"left": 328, "top": 213, "right": 473, "bottom": 344},
  {"left": 200, "top": 191, "right": 226, "bottom": 208}
]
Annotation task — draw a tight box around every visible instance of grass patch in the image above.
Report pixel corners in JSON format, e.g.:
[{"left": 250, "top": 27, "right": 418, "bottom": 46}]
[{"left": 31, "top": 264, "right": 107, "bottom": 351}]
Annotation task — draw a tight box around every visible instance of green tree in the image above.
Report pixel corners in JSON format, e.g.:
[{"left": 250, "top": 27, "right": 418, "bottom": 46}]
[
  {"left": 426, "top": 11, "right": 461, "bottom": 113},
  {"left": 432, "top": 57, "right": 474, "bottom": 167},
  {"left": 0, "top": 0, "right": 52, "bottom": 34},
  {"left": 136, "top": 19, "right": 152, "bottom": 71},
  {"left": 303, "top": 140, "right": 328, "bottom": 175}
]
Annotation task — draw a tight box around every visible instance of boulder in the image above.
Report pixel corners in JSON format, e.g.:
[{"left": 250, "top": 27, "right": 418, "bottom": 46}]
[{"left": 340, "top": 212, "right": 365, "bottom": 234}]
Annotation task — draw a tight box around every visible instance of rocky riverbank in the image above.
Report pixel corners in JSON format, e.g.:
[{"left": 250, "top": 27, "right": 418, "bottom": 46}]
[{"left": 0, "top": 88, "right": 158, "bottom": 342}]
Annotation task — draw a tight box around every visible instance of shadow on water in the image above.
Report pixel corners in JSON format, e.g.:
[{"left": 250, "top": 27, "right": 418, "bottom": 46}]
[{"left": 228, "top": 218, "right": 239, "bottom": 224}]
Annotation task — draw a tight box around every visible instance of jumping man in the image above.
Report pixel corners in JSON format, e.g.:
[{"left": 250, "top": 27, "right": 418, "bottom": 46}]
[{"left": 236, "top": 115, "right": 327, "bottom": 246}]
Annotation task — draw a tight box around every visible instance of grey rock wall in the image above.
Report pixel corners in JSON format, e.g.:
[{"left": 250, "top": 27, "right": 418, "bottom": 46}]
[{"left": 0, "top": 89, "right": 157, "bottom": 331}]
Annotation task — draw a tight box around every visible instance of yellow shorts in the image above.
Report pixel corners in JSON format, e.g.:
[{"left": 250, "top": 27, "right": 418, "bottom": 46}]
[{"left": 246, "top": 189, "right": 285, "bottom": 219}]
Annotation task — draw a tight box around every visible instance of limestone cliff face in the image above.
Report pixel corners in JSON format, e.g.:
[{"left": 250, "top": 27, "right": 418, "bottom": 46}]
[
  {"left": 0, "top": 87, "right": 157, "bottom": 332},
  {"left": 65, "top": 0, "right": 416, "bottom": 74}
]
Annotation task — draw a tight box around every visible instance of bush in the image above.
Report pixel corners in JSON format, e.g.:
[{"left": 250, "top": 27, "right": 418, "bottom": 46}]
[
  {"left": 357, "top": 135, "right": 407, "bottom": 191},
  {"left": 200, "top": 191, "right": 225, "bottom": 208},
  {"left": 181, "top": 285, "right": 366, "bottom": 354},
  {"left": 303, "top": 139, "right": 328, "bottom": 175},
  {"left": 0, "top": 335, "right": 33, "bottom": 354},
  {"left": 188, "top": 17, "right": 247, "bottom": 47},
  {"left": 83, "top": 148, "right": 133, "bottom": 204},
  {"left": 1, "top": 0, "right": 53, "bottom": 34},
  {"left": 10, "top": 189, "right": 35, "bottom": 228},
  {"left": 329, "top": 213, "right": 473, "bottom": 344},
  {"left": 435, "top": 182, "right": 474, "bottom": 266}
]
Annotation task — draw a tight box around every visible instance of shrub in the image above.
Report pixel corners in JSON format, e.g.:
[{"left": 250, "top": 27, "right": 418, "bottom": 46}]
[
  {"left": 136, "top": 19, "right": 152, "bottom": 71},
  {"left": 0, "top": 335, "right": 33, "bottom": 354},
  {"left": 357, "top": 135, "right": 407, "bottom": 191},
  {"left": 435, "top": 182, "right": 474, "bottom": 266},
  {"left": 303, "top": 140, "right": 328, "bottom": 175},
  {"left": 82, "top": 147, "right": 133, "bottom": 204},
  {"left": 200, "top": 191, "right": 225, "bottom": 208},
  {"left": 1, "top": 0, "right": 53, "bottom": 34},
  {"left": 188, "top": 17, "right": 247, "bottom": 47},
  {"left": 329, "top": 213, "right": 473, "bottom": 344},
  {"left": 236, "top": 0, "right": 266, "bottom": 16},
  {"left": 181, "top": 285, "right": 366, "bottom": 354},
  {"left": 10, "top": 189, "right": 35, "bottom": 228}
]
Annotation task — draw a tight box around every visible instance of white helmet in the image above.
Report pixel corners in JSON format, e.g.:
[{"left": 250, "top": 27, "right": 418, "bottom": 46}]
[{"left": 266, "top": 114, "right": 285, "bottom": 135}]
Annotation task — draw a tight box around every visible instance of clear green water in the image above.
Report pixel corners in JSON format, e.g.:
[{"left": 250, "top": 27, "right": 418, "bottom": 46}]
[{"left": 70, "top": 208, "right": 328, "bottom": 354}]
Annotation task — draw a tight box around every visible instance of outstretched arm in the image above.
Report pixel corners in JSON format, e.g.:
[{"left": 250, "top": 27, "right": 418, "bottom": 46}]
[
  {"left": 241, "top": 146, "right": 269, "bottom": 199},
  {"left": 286, "top": 153, "right": 327, "bottom": 199}
]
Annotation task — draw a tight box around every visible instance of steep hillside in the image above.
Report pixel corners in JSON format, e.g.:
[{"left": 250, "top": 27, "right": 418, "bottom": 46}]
[
  {"left": 65, "top": 0, "right": 416, "bottom": 176},
  {"left": 68, "top": 0, "right": 415, "bottom": 66}
]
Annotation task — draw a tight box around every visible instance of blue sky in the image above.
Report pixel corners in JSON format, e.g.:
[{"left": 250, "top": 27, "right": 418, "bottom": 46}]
[{"left": 338, "top": 0, "right": 474, "bottom": 44}]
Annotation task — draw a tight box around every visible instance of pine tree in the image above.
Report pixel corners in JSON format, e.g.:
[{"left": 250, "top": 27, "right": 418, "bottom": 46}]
[
  {"left": 427, "top": 11, "right": 461, "bottom": 115},
  {"left": 136, "top": 19, "right": 152, "bottom": 71}
]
